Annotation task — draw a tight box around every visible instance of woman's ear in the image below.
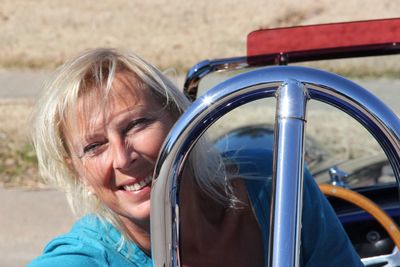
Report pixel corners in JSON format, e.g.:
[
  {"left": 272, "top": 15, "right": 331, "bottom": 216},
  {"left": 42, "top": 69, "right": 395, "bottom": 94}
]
[
  {"left": 65, "top": 156, "right": 73, "bottom": 168},
  {"left": 87, "top": 186, "right": 96, "bottom": 196},
  {"left": 84, "top": 182, "right": 96, "bottom": 196},
  {"left": 64, "top": 156, "right": 79, "bottom": 176}
]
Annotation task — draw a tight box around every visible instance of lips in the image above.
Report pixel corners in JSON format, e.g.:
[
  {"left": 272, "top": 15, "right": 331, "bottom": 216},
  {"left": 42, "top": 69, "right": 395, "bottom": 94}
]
[{"left": 121, "top": 176, "right": 152, "bottom": 192}]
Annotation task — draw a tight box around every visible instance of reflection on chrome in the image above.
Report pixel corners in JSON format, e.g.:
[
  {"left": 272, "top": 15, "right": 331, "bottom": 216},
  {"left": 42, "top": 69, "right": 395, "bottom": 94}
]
[
  {"left": 328, "top": 166, "right": 349, "bottom": 188},
  {"left": 271, "top": 79, "right": 308, "bottom": 267},
  {"left": 202, "top": 95, "right": 214, "bottom": 106},
  {"left": 151, "top": 66, "right": 400, "bottom": 267}
]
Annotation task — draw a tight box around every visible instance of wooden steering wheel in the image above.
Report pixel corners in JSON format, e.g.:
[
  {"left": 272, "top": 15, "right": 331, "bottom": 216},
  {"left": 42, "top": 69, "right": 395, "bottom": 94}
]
[{"left": 319, "top": 184, "right": 400, "bottom": 249}]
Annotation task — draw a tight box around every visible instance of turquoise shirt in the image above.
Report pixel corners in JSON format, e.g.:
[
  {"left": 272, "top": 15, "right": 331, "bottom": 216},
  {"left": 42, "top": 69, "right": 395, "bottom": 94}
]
[
  {"left": 28, "top": 215, "right": 152, "bottom": 267},
  {"left": 29, "top": 148, "right": 363, "bottom": 266}
]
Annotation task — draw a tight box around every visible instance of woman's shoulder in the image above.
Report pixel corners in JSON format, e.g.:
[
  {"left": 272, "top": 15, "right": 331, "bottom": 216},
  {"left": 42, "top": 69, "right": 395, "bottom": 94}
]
[{"left": 27, "top": 215, "right": 152, "bottom": 267}]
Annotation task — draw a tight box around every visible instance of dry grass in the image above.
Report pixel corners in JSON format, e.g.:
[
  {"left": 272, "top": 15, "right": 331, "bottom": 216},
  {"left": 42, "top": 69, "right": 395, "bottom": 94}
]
[
  {"left": 0, "top": 100, "right": 45, "bottom": 188},
  {"left": 1, "top": 0, "right": 399, "bottom": 71}
]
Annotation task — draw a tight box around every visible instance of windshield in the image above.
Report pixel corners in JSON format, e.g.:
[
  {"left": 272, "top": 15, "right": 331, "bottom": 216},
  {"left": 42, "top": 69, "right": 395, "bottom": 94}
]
[{"left": 195, "top": 54, "right": 400, "bottom": 189}]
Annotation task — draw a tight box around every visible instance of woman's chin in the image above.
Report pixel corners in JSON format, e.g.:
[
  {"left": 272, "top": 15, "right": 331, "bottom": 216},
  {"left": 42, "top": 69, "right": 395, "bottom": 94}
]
[{"left": 122, "top": 198, "right": 152, "bottom": 224}]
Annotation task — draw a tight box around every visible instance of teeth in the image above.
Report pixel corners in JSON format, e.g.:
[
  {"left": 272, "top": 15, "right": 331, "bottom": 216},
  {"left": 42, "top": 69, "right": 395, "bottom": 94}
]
[{"left": 123, "top": 176, "right": 152, "bottom": 192}]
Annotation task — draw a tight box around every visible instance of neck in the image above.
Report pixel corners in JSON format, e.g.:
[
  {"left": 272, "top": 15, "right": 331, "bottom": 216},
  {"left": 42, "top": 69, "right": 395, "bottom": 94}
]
[{"left": 119, "top": 216, "right": 151, "bottom": 255}]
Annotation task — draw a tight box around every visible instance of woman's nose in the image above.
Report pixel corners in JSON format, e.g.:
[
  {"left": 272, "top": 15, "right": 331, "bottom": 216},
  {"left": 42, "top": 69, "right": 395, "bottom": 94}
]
[{"left": 112, "top": 138, "right": 134, "bottom": 170}]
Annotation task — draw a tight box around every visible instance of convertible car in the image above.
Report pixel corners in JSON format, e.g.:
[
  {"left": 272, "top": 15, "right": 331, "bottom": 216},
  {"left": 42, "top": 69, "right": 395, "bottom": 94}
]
[{"left": 151, "top": 18, "right": 400, "bottom": 266}]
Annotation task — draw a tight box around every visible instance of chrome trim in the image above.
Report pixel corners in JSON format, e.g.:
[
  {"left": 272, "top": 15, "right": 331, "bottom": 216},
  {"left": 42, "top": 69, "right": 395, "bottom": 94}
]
[
  {"left": 184, "top": 57, "right": 249, "bottom": 101},
  {"left": 362, "top": 247, "right": 400, "bottom": 266},
  {"left": 269, "top": 80, "right": 309, "bottom": 267},
  {"left": 328, "top": 166, "right": 349, "bottom": 188},
  {"left": 183, "top": 42, "right": 400, "bottom": 100},
  {"left": 151, "top": 66, "right": 400, "bottom": 267}
]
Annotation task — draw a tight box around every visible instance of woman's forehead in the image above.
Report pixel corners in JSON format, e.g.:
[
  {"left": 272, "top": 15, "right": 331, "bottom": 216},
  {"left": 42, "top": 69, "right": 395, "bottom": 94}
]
[
  {"left": 78, "top": 71, "right": 147, "bottom": 114},
  {"left": 65, "top": 72, "right": 156, "bottom": 139}
]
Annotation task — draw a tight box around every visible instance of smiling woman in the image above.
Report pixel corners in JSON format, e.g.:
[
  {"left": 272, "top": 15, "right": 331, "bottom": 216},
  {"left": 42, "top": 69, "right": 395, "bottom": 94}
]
[
  {"left": 64, "top": 72, "right": 177, "bottom": 245},
  {"left": 28, "top": 48, "right": 363, "bottom": 267},
  {"left": 28, "top": 48, "right": 231, "bottom": 266}
]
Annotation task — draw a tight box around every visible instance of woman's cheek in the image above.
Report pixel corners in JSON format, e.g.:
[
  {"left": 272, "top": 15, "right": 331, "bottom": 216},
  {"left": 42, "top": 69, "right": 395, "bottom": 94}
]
[
  {"left": 137, "top": 126, "right": 169, "bottom": 154},
  {"left": 84, "top": 158, "right": 113, "bottom": 186},
  {"left": 152, "top": 129, "right": 171, "bottom": 154}
]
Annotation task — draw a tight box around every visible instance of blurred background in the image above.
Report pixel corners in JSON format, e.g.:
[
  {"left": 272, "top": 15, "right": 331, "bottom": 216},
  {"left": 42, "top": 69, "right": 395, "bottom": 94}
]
[
  {"left": 1, "top": 0, "right": 400, "bottom": 70},
  {"left": 0, "top": 1, "right": 399, "bottom": 266}
]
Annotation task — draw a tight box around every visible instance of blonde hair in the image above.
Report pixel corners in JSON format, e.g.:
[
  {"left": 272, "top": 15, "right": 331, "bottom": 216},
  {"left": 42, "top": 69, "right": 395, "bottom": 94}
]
[{"left": 32, "top": 48, "right": 232, "bottom": 242}]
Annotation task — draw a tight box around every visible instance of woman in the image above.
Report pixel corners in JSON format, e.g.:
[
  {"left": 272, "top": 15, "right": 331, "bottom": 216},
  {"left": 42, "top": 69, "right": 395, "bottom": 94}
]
[{"left": 29, "top": 48, "right": 363, "bottom": 266}]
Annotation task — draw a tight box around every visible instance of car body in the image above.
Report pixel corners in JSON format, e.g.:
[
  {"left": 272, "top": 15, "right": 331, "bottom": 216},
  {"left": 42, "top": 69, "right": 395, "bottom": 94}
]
[{"left": 180, "top": 18, "right": 400, "bottom": 266}]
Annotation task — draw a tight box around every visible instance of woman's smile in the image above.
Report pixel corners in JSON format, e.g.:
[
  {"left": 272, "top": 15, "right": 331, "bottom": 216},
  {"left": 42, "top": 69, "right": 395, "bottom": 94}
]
[
  {"left": 115, "top": 175, "right": 153, "bottom": 204},
  {"left": 119, "top": 175, "right": 153, "bottom": 192}
]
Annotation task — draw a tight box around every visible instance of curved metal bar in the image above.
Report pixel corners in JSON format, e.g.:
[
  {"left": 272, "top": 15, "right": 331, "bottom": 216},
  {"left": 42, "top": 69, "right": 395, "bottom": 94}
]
[
  {"left": 184, "top": 57, "right": 250, "bottom": 101},
  {"left": 151, "top": 66, "right": 400, "bottom": 267}
]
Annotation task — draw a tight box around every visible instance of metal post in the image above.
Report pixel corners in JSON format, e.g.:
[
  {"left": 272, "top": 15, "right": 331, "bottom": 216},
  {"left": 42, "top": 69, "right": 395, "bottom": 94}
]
[{"left": 269, "top": 79, "right": 309, "bottom": 267}]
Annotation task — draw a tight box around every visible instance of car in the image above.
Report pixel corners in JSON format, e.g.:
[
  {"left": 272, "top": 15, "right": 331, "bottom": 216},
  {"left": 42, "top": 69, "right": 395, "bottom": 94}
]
[{"left": 150, "top": 18, "right": 400, "bottom": 266}]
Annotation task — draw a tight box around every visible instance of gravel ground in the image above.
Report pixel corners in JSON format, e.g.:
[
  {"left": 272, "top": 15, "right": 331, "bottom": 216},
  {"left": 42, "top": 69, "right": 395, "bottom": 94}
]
[{"left": 0, "top": 187, "right": 74, "bottom": 267}]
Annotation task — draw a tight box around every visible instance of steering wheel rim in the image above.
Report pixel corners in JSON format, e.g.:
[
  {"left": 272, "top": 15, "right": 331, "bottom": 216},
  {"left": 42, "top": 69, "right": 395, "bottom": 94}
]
[{"left": 319, "top": 184, "right": 400, "bottom": 250}]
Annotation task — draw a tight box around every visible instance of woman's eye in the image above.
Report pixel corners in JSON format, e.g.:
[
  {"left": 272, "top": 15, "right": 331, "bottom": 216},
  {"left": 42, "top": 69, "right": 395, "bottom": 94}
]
[
  {"left": 125, "top": 118, "right": 152, "bottom": 133},
  {"left": 83, "top": 142, "right": 105, "bottom": 155}
]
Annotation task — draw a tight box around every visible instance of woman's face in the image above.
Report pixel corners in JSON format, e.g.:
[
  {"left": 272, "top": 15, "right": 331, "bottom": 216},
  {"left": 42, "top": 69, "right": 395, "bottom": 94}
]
[{"left": 66, "top": 72, "right": 176, "bottom": 226}]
